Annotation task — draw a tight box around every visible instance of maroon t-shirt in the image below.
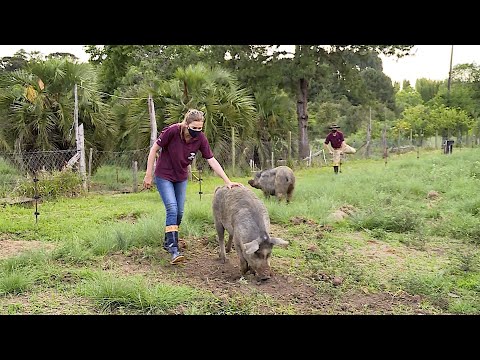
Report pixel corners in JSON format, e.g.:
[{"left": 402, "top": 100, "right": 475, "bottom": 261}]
[
  {"left": 154, "top": 124, "right": 214, "bottom": 182},
  {"left": 325, "top": 131, "right": 344, "bottom": 149}
]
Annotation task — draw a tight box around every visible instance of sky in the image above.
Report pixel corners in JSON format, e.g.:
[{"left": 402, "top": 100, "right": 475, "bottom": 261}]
[
  {"left": 380, "top": 45, "right": 480, "bottom": 86},
  {"left": 1, "top": 45, "right": 480, "bottom": 87}
]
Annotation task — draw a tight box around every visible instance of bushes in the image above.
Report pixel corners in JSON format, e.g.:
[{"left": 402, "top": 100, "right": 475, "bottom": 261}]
[{"left": 14, "top": 169, "right": 84, "bottom": 199}]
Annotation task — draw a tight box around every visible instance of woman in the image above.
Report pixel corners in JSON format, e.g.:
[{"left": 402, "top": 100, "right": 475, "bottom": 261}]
[{"left": 143, "top": 109, "right": 243, "bottom": 264}]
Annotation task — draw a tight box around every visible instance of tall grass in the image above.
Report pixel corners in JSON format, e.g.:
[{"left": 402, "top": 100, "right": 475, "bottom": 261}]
[{"left": 2, "top": 148, "right": 480, "bottom": 314}]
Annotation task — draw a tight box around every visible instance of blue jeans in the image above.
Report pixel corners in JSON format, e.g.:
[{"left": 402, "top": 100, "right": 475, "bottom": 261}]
[{"left": 155, "top": 176, "right": 188, "bottom": 227}]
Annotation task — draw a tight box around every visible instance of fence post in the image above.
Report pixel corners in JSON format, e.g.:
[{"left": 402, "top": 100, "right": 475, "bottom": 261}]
[
  {"left": 148, "top": 94, "right": 157, "bottom": 177},
  {"left": 288, "top": 131, "right": 292, "bottom": 163},
  {"left": 74, "top": 84, "right": 87, "bottom": 191},
  {"left": 148, "top": 95, "right": 157, "bottom": 148},
  {"left": 74, "top": 84, "right": 79, "bottom": 150},
  {"left": 88, "top": 148, "right": 93, "bottom": 189},
  {"left": 231, "top": 127, "right": 235, "bottom": 176},
  {"left": 78, "top": 124, "right": 87, "bottom": 190},
  {"left": 132, "top": 160, "right": 138, "bottom": 193},
  {"left": 271, "top": 151, "right": 274, "bottom": 168},
  {"left": 365, "top": 107, "right": 372, "bottom": 159},
  {"left": 383, "top": 122, "right": 388, "bottom": 166}
]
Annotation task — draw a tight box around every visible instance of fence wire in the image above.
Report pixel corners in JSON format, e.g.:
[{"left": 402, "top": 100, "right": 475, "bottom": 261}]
[{"left": 1, "top": 134, "right": 474, "bottom": 199}]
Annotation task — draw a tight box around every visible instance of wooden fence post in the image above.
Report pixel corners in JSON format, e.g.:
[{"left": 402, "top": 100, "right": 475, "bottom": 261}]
[
  {"left": 231, "top": 127, "right": 235, "bottom": 176},
  {"left": 133, "top": 160, "right": 138, "bottom": 193},
  {"left": 148, "top": 95, "right": 157, "bottom": 148},
  {"left": 78, "top": 124, "right": 87, "bottom": 190}
]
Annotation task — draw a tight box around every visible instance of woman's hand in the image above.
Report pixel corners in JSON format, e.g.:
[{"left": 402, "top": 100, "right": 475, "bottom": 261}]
[
  {"left": 225, "top": 181, "right": 244, "bottom": 189},
  {"left": 143, "top": 174, "right": 153, "bottom": 189}
]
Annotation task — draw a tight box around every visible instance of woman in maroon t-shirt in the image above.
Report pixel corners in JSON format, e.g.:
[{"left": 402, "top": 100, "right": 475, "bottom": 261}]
[{"left": 143, "top": 109, "right": 243, "bottom": 264}]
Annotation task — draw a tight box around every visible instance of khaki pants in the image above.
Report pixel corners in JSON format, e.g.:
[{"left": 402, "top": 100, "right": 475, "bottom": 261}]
[{"left": 332, "top": 145, "right": 356, "bottom": 166}]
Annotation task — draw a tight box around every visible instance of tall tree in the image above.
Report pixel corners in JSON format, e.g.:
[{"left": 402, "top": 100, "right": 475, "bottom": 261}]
[
  {"left": 0, "top": 57, "right": 116, "bottom": 155},
  {"left": 415, "top": 78, "right": 442, "bottom": 103},
  {"left": 204, "top": 45, "right": 413, "bottom": 159}
]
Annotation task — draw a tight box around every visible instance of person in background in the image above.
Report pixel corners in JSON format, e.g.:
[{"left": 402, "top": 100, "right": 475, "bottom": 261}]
[
  {"left": 143, "top": 109, "right": 243, "bottom": 264},
  {"left": 323, "top": 123, "right": 356, "bottom": 174}
]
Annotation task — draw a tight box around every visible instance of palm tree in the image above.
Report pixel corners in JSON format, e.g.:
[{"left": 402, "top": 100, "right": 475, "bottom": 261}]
[
  {"left": 0, "top": 57, "right": 117, "bottom": 171},
  {"left": 111, "top": 63, "right": 258, "bottom": 172}
]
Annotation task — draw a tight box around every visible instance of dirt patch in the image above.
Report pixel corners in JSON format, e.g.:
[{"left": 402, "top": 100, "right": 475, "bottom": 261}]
[
  {"left": 0, "top": 235, "right": 55, "bottom": 259},
  {"left": 105, "top": 232, "right": 427, "bottom": 314},
  {"left": 116, "top": 213, "right": 140, "bottom": 224},
  {"left": 0, "top": 225, "right": 427, "bottom": 314}
]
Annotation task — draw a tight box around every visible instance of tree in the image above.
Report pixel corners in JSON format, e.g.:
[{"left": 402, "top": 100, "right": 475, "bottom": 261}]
[
  {"left": 395, "top": 86, "right": 423, "bottom": 115},
  {"left": 203, "top": 45, "right": 413, "bottom": 159},
  {"left": 0, "top": 57, "right": 116, "bottom": 158},
  {"left": 110, "top": 63, "right": 257, "bottom": 165},
  {"left": 415, "top": 78, "right": 442, "bottom": 103},
  {"left": 0, "top": 50, "right": 28, "bottom": 73},
  {"left": 85, "top": 45, "right": 207, "bottom": 94},
  {"left": 401, "top": 104, "right": 432, "bottom": 137}
]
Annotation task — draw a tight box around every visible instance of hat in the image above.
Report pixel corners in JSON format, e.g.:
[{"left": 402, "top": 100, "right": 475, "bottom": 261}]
[{"left": 329, "top": 123, "right": 340, "bottom": 130}]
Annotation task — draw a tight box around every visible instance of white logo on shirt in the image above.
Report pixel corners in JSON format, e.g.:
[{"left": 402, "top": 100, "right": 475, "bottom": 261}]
[{"left": 188, "top": 152, "right": 196, "bottom": 161}]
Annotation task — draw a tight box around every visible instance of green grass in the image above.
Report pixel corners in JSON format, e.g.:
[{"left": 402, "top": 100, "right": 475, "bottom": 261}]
[
  {"left": 78, "top": 273, "right": 206, "bottom": 314},
  {"left": 1, "top": 148, "right": 480, "bottom": 314}
]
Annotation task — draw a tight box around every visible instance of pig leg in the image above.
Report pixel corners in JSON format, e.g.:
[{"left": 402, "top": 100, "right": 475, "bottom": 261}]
[
  {"left": 215, "top": 222, "right": 227, "bottom": 263},
  {"left": 286, "top": 191, "right": 292, "bottom": 203},
  {"left": 276, "top": 192, "right": 285, "bottom": 203},
  {"left": 235, "top": 240, "right": 249, "bottom": 275},
  {"left": 286, "top": 184, "right": 294, "bottom": 203},
  {"left": 226, "top": 233, "right": 234, "bottom": 253}
]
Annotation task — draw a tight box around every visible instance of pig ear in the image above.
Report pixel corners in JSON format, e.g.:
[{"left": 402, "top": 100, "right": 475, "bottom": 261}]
[
  {"left": 244, "top": 239, "right": 260, "bottom": 254},
  {"left": 269, "top": 237, "right": 289, "bottom": 247}
]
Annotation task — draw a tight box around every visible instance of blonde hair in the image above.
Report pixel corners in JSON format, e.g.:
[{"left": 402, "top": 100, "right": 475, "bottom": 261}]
[
  {"left": 180, "top": 109, "right": 204, "bottom": 140},
  {"left": 183, "top": 109, "right": 204, "bottom": 125}
]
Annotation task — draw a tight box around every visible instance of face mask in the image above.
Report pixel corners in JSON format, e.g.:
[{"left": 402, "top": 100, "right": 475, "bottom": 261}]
[{"left": 188, "top": 128, "right": 201, "bottom": 138}]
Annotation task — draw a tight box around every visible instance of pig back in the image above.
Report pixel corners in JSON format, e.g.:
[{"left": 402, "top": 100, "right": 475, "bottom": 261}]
[
  {"left": 213, "top": 186, "right": 270, "bottom": 232},
  {"left": 274, "top": 166, "right": 295, "bottom": 186}
]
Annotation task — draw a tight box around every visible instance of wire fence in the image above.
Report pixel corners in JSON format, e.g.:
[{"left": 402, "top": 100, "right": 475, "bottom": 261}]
[
  {"left": 1, "top": 134, "right": 476, "bottom": 201},
  {"left": 0, "top": 148, "right": 151, "bottom": 199}
]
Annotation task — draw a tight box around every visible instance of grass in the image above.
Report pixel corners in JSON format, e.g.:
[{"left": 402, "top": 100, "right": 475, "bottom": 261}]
[
  {"left": 1, "top": 148, "right": 480, "bottom": 314},
  {"left": 78, "top": 273, "right": 206, "bottom": 314}
]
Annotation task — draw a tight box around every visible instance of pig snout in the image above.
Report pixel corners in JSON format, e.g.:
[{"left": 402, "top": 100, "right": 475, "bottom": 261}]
[
  {"left": 256, "top": 268, "right": 272, "bottom": 281},
  {"left": 248, "top": 179, "right": 261, "bottom": 189}
]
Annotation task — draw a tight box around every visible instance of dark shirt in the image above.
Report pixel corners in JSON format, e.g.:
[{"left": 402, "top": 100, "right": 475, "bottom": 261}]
[
  {"left": 325, "top": 131, "right": 344, "bottom": 149},
  {"left": 154, "top": 124, "right": 214, "bottom": 182}
]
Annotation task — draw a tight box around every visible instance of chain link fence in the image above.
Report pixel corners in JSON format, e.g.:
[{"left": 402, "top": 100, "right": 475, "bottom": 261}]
[
  {"left": 0, "top": 148, "right": 151, "bottom": 200},
  {"left": 1, "top": 133, "right": 475, "bottom": 201}
]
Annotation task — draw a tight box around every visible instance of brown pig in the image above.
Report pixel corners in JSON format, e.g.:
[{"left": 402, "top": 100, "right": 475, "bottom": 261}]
[
  {"left": 212, "top": 186, "right": 289, "bottom": 281},
  {"left": 248, "top": 165, "right": 295, "bottom": 203}
]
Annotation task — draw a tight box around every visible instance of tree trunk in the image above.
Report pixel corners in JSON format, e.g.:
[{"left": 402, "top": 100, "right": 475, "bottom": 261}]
[
  {"left": 183, "top": 80, "right": 189, "bottom": 102},
  {"left": 297, "top": 78, "right": 309, "bottom": 159}
]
